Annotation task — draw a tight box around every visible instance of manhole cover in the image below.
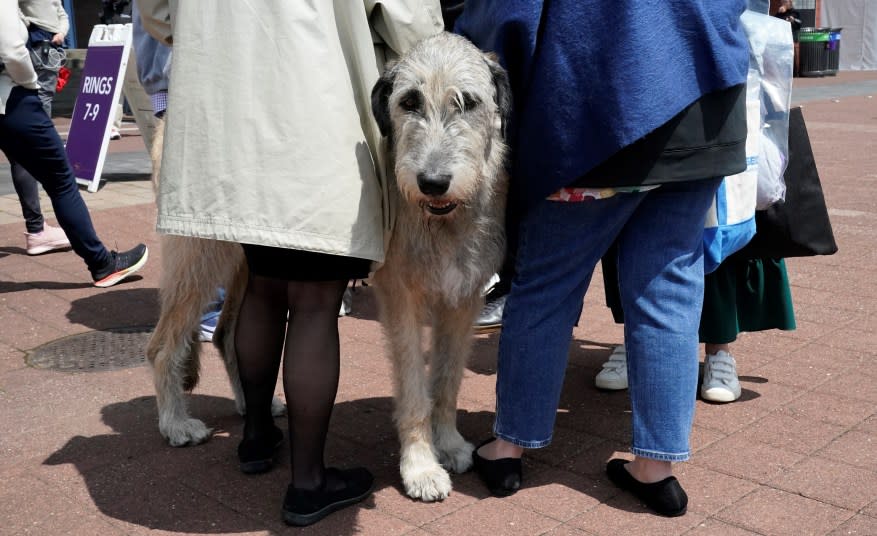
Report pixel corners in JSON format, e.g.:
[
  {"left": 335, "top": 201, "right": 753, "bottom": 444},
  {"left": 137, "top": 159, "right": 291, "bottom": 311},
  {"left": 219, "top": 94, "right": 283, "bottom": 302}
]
[{"left": 26, "top": 326, "right": 154, "bottom": 372}]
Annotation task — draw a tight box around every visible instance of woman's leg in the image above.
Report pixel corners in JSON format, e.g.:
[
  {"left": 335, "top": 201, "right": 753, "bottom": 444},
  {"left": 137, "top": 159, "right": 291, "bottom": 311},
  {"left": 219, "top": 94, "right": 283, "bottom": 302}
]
[
  {"left": 0, "top": 87, "right": 110, "bottom": 271},
  {"left": 282, "top": 279, "right": 348, "bottom": 489},
  {"left": 234, "top": 274, "right": 287, "bottom": 444},
  {"left": 9, "top": 163, "right": 44, "bottom": 234},
  {"left": 487, "top": 194, "right": 644, "bottom": 453},
  {"left": 615, "top": 178, "right": 722, "bottom": 478}
]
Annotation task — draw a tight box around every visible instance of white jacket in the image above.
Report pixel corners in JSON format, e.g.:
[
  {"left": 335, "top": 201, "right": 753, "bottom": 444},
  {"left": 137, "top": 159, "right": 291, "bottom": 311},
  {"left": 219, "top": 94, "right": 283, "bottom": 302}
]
[
  {"left": 138, "top": 0, "right": 443, "bottom": 263},
  {"left": 18, "top": 0, "right": 70, "bottom": 37},
  {"left": 0, "top": 0, "right": 38, "bottom": 114}
]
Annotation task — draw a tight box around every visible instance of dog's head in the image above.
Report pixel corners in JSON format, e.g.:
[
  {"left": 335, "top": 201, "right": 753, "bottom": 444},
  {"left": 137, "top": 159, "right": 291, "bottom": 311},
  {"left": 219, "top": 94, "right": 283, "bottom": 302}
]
[{"left": 371, "top": 32, "right": 511, "bottom": 218}]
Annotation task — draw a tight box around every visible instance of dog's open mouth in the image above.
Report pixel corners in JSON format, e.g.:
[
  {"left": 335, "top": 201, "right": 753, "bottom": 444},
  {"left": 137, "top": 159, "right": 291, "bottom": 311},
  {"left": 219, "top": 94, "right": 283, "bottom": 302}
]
[{"left": 424, "top": 200, "right": 458, "bottom": 216}]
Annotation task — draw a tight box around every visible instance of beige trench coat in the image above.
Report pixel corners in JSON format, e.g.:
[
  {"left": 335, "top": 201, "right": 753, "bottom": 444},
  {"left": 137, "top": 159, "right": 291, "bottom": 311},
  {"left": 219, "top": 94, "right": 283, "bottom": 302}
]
[{"left": 138, "top": 0, "right": 442, "bottom": 263}]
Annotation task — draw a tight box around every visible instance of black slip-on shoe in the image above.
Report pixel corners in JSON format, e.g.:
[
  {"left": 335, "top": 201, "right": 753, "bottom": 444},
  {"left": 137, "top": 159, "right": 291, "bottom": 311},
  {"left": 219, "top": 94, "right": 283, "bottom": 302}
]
[
  {"left": 282, "top": 467, "right": 374, "bottom": 527},
  {"left": 238, "top": 425, "right": 283, "bottom": 474},
  {"left": 472, "top": 438, "right": 522, "bottom": 497},
  {"left": 606, "top": 458, "right": 687, "bottom": 517}
]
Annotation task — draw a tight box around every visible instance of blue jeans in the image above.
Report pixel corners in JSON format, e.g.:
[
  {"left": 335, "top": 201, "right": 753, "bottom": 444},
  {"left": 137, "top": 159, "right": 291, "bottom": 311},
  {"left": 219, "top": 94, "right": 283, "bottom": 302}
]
[
  {"left": 494, "top": 178, "right": 722, "bottom": 461},
  {"left": 0, "top": 87, "right": 110, "bottom": 272}
]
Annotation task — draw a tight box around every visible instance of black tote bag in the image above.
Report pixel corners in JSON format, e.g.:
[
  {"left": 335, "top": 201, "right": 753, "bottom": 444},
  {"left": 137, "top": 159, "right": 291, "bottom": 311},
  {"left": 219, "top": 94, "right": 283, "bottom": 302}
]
[{"left": 736, "top": 106, "right": 838, "bottom": 259}]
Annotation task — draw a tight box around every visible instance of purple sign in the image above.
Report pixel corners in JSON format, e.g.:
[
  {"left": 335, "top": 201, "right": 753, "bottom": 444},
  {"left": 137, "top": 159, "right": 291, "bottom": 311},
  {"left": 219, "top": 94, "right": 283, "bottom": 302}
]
[{"left": 65, "top": 44, "right": 126, "bottom": 188}]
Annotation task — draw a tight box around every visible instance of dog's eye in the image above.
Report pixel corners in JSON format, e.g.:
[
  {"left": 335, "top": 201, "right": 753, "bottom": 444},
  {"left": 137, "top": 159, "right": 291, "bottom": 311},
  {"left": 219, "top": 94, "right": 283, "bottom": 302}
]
[
  {"left": 399, "top": 91, "right": 422, "bottom": 113},
  {"left": 461, "top": 93, "right": 479, "bottom": 111}
]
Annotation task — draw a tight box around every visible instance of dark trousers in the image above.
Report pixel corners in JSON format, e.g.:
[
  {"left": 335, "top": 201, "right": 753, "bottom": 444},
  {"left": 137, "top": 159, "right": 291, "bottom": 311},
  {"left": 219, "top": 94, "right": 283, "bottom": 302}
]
[
  {"left": 10, "top": 159, "right": 43, "bottom": 233},
  {"left": 10, "top": 86, "right": 54, "bottom": 234},
  {"left": 1, "top": 87, "right": 109, "bottom": 272},
  {"left": 11, "top": 28, "right": 62, "bottom": 233}
]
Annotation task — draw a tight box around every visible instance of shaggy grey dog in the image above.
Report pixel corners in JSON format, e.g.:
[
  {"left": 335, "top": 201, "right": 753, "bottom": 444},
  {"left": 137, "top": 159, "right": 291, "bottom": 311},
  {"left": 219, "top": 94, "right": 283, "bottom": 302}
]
[{"left": 371, "top": 32, "right": 510, "bottom": 501}]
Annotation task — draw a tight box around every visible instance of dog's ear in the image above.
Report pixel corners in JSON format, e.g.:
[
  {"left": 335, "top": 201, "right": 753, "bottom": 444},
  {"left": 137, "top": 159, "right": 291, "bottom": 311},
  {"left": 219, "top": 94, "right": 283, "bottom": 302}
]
[
  {"left": 371, "top": 62, "right": 397, "bottom": 139},
  {"left": 484, "top": 53, "right": 512, "bottom": 139}
]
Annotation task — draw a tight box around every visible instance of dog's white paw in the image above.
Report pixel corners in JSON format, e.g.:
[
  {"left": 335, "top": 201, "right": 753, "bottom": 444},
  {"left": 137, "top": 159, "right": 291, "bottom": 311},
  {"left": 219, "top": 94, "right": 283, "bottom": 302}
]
[
  {"left": 402, "top": 461, "right": 453, "bottom": 502},
  {"left": 435, "top": 436, "right": 475, "bottom": 474},
  {"left": 400, "top": 443, "right": 452, "bottom": 501},
  {"left": 161, "top": 418, "right": 212, "bottom": 447},
  {"left": 270, "top": 396, "right": 287, "bottom": 417}
]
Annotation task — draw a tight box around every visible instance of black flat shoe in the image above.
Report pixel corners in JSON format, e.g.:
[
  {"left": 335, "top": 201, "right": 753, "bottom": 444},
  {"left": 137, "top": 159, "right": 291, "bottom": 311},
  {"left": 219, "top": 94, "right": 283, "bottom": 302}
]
[
  {"left": 282, "top": 467, "right": 374, "bottom": 527},
  {"left": 238, "top": 425, "right": 283, "bottom": 474},
  {"left": 472, "top": 438, "right": 522, "bottom": 497},
  {"left": 606, "top": 458, "right": 687, "bottom": 517}
]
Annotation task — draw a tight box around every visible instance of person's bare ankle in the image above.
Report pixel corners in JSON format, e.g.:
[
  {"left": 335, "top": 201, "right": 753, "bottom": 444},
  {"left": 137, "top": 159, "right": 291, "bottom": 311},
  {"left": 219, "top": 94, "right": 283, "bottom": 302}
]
[
  {"left": 478, "top": 438, "right": 523, "bottom": 460},
  {"left": 626, "top": 458, "right": 672, "bottom": 483}
]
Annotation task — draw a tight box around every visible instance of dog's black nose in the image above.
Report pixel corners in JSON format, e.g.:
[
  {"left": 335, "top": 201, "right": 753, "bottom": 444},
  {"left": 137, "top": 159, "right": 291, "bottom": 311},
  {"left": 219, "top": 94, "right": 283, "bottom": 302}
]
[{"left": 417, "top": 172, "right": 452, "bottom": 196}]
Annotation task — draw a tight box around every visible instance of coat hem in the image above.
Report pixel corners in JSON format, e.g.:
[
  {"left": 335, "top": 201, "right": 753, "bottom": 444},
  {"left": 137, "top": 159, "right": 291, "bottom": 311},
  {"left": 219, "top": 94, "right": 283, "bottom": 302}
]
[{"left": 156, "top": 215, "right": 385, "bottom": 264}]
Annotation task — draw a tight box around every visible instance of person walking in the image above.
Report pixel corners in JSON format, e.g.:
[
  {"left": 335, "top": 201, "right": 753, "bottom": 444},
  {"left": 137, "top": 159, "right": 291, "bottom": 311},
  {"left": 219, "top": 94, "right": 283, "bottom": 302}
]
[
  {"left": 1, "top": 0, "right": 148, "bottom": 287},
  {"left": 11, "top": 0, "right": 71, "bottom": 255}
]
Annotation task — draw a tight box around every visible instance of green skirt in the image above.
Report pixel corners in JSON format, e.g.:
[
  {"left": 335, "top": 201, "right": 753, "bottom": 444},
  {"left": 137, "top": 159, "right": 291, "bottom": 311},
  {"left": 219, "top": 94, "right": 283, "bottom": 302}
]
[{"left": 699, "top": 257, "right": 796, "bottom": 344}]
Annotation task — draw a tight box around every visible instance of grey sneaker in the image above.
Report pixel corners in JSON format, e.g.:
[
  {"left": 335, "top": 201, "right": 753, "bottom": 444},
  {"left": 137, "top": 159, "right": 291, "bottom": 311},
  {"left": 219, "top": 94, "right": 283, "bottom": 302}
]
[
  {"left": 701, "top": 350, "right": 741, "bottom": 403},
  {"left": 595, "top": 344, "right": 628, "bottom": 390},
  {"left": 475, "top": 293, "right": 506, "bottom": 333}
]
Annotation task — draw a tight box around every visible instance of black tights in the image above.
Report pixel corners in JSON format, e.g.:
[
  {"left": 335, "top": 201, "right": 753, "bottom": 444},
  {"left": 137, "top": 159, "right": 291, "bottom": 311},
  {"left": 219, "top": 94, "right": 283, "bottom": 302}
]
[{"left": 234, "top": 274, "right": 348, "bottom": 490}]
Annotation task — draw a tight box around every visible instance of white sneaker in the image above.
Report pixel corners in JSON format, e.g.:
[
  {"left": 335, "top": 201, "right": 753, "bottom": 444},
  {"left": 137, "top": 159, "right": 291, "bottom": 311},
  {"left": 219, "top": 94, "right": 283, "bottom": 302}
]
[
  {"left": 25, "top": 223, "right": 70, "bottom": 255},
  {"left": 701, "top": 350, "right": 741, "bottom": 403},
  {"left": 595, "top": 344, "right": 628, "bottom": 390},
  {"left": 338, "top": 287, "right": 353, "bottom": 317}
]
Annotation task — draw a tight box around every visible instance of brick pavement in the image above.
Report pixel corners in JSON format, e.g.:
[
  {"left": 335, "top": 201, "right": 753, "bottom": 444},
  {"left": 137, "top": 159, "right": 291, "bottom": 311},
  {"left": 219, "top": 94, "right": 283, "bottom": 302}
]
[{"left": 0, "top": 72, "right": 876, "bottom": 535}]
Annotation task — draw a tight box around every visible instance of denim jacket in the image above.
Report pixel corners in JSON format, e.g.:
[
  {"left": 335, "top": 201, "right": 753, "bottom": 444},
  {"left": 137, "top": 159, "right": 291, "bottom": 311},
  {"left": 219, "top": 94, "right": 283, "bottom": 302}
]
[{"left": 131, "top": 0, "right": 171, "bottom": 98}]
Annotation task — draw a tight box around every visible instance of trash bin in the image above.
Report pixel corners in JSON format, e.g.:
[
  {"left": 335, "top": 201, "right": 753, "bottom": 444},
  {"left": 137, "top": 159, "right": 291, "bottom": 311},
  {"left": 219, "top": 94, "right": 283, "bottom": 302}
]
[
  {"left": 825, "top": 28, "right": 842, "bottom": 76},
  {"left": 797, "top": 27, "right": 831, "bottom": 77}
]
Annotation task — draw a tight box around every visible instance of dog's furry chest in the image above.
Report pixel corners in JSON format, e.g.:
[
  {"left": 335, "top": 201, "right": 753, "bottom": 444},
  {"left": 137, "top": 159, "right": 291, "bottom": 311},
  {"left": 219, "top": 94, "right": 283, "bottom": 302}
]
[{"left": 382, "top": 207, "right": 502, "bottom": 307}]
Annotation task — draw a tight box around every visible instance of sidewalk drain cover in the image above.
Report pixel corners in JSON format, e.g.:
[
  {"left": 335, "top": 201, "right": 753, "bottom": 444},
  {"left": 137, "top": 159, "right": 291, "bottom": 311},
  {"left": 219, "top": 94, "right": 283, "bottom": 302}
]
[{"left": 26, "top": 326, "right": 154, "bottom": 372}]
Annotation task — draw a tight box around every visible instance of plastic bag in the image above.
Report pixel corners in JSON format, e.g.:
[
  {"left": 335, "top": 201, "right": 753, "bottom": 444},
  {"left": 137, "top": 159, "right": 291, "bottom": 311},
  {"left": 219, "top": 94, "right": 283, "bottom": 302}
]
[
  {"left": 741, "top": 10, "right": 795, "bottom": 209},
  {"left": 702, "top": 67, "right": 758, "bottom": 273},
  {"left": 702, "top": 10, "right": 795, "bottom": 272}
]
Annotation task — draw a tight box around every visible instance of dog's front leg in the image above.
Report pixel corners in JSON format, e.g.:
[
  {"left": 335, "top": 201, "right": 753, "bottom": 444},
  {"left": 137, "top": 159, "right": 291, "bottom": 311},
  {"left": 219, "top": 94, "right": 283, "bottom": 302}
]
[
  {"left": 378, "top": 284, "right": 452, "bottom": 501},
  {"left": 430, "top": 297, "right": 480, "bottom": 474}
]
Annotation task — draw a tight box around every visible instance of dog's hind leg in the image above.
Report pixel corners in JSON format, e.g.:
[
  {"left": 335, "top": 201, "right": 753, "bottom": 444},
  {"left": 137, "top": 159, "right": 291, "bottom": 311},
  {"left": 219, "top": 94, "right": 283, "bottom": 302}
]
[
  {"left": 377, "top": 281, "right": 452, "bottom": 501},
  {"left": 213, "top": 252, "right": 286, "bottom": 418},
  {"left": 147, "top": 236, "right": 229, "bottom": 446},
  {"left": 430, "top": 297, "right": 480, "bottom": 474}
]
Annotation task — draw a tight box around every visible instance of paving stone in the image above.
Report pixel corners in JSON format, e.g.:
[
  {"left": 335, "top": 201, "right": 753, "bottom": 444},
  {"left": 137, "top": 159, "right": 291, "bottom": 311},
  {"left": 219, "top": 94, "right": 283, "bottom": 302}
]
[
  {"left": 566, "top": 496, "right": 706, "bottom": 536},
  {"left": 686, "top": 519, "right": 763, "bottom": 535},
  {"left": 739, "top": 408, "right": 847, "bottom": 455},
  {"left": 422, "top": 497, "right": 560, "bottom": 536},
  {"left": 818, "top": 431, "right": 877, "bottom": 472},
  {"left": 674, "top": 464, "right": 758, "bottom": 516},
  {"left": 692, "top": 432, "right": 804, "bottom": 482},
  {"left": 828, "top": 514, "right": 877, "bottom": 536},
  {"left": 715, "top": 487, "right": 854, "bottom": 536},
  {"left": 770, "top": 456, "right": 877, "bottom": 511}
]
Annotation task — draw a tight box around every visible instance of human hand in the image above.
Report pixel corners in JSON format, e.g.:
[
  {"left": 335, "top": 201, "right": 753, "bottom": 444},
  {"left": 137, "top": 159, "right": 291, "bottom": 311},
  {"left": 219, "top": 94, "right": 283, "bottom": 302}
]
[{"left": 51, "top": 33, "right": 65, "bottom": 46}]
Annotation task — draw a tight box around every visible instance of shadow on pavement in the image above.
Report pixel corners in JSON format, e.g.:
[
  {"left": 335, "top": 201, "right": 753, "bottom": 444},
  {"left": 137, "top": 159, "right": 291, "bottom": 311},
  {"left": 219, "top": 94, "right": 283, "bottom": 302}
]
[
  {"left": 0, "top": 280, "right": 94, "bottom": 293},
  {"left": 41, "top": 391, "right": 648, "bottom": 531},
  {"left": 67, "top": 287, "right": 159, "bottom": 330}
]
